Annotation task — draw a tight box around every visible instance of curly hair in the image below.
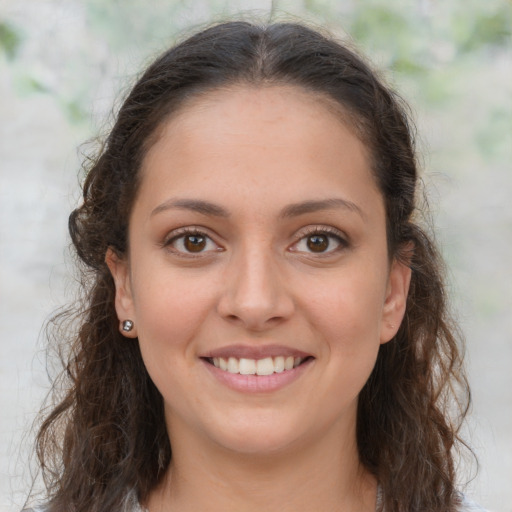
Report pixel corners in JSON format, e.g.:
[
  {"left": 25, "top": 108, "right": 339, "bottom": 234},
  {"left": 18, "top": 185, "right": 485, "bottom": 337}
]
[{"left": 33, "top": 21, "right": 471, "bottom": 512}]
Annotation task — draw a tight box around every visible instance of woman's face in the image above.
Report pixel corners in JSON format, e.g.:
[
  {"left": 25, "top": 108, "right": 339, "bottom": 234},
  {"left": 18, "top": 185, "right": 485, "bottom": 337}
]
[{"left": 108, "top": 85, "right": 410, "bottom": 456}]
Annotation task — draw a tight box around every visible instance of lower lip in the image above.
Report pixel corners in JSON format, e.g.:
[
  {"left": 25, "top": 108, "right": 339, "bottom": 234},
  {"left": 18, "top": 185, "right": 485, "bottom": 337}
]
[{"left": 202, "top": 358, "right": 314, "bottom": 393}]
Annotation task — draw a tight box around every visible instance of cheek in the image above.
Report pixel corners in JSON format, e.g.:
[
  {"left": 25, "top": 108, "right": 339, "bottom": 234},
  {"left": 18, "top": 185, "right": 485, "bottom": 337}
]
[
  {"left": 314, "top": 282, "right": 384, "bottom": 396},
  {"left": 133, "top": 260, "right": 216, "bottom": 324},
  {"left": 305, "top": 270, "right": 386, "bottom": 341},
  {"left": 300, "top": 266, "right": 387, "bottom": 390},
  {"left": 132, "top": 270, "right": 218, "bottom": 368}
]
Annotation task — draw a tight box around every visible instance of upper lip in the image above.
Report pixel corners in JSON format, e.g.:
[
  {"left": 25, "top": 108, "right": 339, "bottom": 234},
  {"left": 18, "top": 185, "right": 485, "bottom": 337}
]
[{"left": 201, "top": 345, "right": 312, "bottom": 360}]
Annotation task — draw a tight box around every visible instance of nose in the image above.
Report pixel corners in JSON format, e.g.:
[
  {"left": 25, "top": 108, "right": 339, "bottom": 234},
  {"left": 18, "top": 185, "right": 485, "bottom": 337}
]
[{"left": 216, "top": 243, "right": 295, "bottom": 331}]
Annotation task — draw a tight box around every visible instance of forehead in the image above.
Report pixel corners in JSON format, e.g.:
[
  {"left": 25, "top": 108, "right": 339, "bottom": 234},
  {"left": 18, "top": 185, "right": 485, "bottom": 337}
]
[
  {"left": 152, "top": 84, "right": 361, "bottom": 149},
  {"left": 137, "top": 85, "right": 381, "bottom": 218}
]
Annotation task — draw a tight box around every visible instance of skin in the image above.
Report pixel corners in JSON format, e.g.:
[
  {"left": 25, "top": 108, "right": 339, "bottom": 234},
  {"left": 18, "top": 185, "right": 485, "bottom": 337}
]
[{"left": 107, "top": 85, "right": 411, "bottom": 512}]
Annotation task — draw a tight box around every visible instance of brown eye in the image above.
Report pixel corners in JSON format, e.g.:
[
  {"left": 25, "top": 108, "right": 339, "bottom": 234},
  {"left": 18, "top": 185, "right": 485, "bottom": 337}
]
[
  {"left": 307, "top": 234, "right": 329, "bottom": 252},
  {"left": 291, "top": 229, "right": 347, "bottom": 255},
  {"left": 184, "top": 234, "right": 207, "bottom": 252},
  {"left": 167, "top": 230, "right": 219, "bottom": 255}
]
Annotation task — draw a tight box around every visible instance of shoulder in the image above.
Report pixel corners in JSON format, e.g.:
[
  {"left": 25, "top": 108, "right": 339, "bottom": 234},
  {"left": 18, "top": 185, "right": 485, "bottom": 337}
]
[
  {"left": 457, "top": 494, "right": 489, "bottom": 512},
  {"left": 21, "top": 493, "right": 144, "bottom": 512}
]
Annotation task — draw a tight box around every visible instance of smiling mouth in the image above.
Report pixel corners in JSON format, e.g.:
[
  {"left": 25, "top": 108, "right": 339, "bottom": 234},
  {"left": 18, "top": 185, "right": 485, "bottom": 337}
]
[{"left": 204, "top": 356, "right": 313, "bottom": 376}]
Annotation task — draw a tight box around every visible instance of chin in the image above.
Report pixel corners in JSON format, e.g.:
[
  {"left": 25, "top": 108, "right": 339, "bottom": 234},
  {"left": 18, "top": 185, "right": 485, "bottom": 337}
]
[
  {"left": 205, "top": 413, "right": 306, "bottom": 456},
  {"left": 218, "top": 431, "right": 299, "bottom": 457}
]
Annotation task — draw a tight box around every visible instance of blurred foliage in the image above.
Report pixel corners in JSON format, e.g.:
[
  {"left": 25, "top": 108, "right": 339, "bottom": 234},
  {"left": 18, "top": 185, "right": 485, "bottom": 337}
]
[
  {"left": 0, "top": 20, "right": 22, "bottom": 59},
  {"left": 3, "top": 0, "right": 511, "bottom": 153},
  {"left": 477, "top": 108, "right": 512, "bottom": 159},
  {"left": 454, "top": 3, "right": 512, "bottom": 51},
  {"left": 85, "top": 0, "right": 185, "bottom": 52},
  {"left": 63, "top": 99, "right": 89, "bottom": 124}
]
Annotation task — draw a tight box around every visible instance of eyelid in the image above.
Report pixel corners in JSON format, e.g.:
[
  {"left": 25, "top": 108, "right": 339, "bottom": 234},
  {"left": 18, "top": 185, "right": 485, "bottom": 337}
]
[
  {"left": 294, "top": 225, "right": 347, "bottom": 238},
  {"left": 163, "top": 225, "right": 208, "bottom": 244},
  {"left": 289, "top": 225, "right": 350, "bottom": 254},
  {"left": 162, "top": 226, "right": 224, "bottom": 255}
]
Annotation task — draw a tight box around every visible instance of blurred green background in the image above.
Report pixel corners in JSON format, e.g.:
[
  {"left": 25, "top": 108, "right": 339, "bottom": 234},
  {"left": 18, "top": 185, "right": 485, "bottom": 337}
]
[{"left": 1, "top": 1, "right": 511, "bottom": 511}]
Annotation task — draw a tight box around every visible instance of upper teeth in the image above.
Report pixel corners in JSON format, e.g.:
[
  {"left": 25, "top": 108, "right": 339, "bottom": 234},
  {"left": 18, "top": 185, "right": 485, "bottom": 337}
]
[{"left": 212, "top": 356, "right": 304, "bottom": 375}]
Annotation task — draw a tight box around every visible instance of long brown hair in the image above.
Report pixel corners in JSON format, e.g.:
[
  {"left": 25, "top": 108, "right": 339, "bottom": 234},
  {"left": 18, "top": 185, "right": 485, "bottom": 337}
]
[{"left": 33, "top": 21, "right": 471, "bottom": 512}]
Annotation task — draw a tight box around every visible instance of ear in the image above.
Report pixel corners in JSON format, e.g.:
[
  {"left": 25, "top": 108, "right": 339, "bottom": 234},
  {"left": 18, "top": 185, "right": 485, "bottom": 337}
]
[
  {"left": 380, "top": 255, "right": 412, "bottom": 344},
  {"left": 105, "top": 247, "right": 138, "bottom": 338}
]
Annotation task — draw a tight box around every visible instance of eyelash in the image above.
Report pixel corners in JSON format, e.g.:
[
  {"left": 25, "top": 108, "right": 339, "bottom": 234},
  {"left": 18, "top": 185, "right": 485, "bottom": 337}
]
[
  {"left": 162, "top": 225, "right": 349, "bottom": 257},
  {"left": 163, "top": 227, "right": 222, "bottom": 257},
  {"left": 290, "top": 226, "right": 349, "bottom": 255}
]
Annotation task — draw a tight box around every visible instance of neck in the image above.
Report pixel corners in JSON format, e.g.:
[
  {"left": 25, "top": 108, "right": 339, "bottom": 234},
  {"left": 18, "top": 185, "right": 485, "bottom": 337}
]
[{"left": 146, "top": 418, "right": 377, "bottom": 512}]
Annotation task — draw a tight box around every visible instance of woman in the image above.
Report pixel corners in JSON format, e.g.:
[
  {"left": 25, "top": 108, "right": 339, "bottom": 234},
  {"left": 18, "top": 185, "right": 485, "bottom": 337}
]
[{"left": 29, "top": 20, "right": 483, "bottom": 512}]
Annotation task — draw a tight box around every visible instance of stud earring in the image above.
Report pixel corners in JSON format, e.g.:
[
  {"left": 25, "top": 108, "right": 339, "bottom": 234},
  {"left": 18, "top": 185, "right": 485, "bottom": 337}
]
[{"left": 122, "top": 320, "right": 134, "bottom": 332}]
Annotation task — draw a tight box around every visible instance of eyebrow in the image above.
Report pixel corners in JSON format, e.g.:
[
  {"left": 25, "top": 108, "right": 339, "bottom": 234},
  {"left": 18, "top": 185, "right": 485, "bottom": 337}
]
[
  {"left": 280, "top": 198, "right": 366, "bottom": 220},
  {"left": 151, "top": 198, "right": 230, "bottom": 218},
  {"left": 150, "top": 197, "right": 365, "bottom": 220}
]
